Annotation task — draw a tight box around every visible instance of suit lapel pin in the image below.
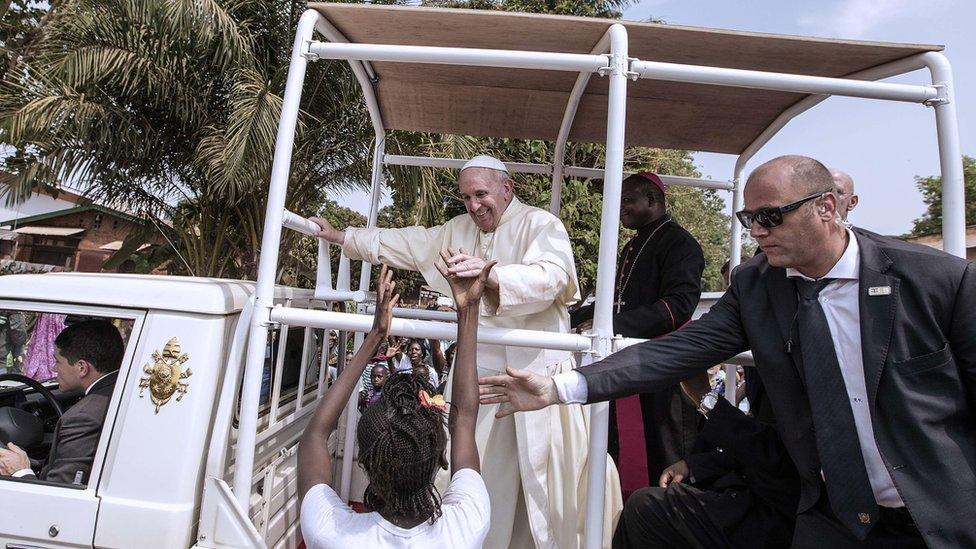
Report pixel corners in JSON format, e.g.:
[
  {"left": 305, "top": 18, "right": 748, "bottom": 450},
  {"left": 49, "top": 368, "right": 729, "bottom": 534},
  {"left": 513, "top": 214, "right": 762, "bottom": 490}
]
[{"left": 868, "top": 286, "right": 891, "bottom": 296}]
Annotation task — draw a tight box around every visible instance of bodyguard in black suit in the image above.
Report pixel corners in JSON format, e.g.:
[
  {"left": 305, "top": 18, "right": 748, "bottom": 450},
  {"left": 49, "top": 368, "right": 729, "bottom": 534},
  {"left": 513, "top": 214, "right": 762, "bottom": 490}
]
[
  {"left": 0, "top": 320, "right": 124, "bottom": 485},
  {"left": 481, "top": 155, "right": 976, "bottom": 548}
]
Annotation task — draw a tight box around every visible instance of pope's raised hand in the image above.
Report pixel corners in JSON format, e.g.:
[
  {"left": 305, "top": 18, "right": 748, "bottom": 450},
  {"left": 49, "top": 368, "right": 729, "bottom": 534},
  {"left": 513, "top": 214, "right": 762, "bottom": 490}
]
[
  {"left": 436, "top": 248, "right": 496, "bottom": 310},
  {"left": 371, "top": 265, "right": 399, "bottom": 337},
  {"left": 478, "top": 367, "right": 560, "bottom": 418}
]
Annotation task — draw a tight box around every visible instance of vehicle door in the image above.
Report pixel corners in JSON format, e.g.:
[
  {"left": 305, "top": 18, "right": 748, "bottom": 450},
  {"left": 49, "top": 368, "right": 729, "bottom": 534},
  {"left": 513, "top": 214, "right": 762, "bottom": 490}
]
[{"left": 0, "top": 301, "right": 144, "bottom": 548}]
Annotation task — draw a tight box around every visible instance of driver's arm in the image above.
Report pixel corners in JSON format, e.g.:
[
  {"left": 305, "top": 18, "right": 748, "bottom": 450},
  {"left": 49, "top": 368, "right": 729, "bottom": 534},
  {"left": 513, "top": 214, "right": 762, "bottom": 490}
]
[
  {"left": 0, "top": 442, "right": 36, "bottom": 477},
  {"left": 40, "top": 411, "right": 102, "bottom": 485}
]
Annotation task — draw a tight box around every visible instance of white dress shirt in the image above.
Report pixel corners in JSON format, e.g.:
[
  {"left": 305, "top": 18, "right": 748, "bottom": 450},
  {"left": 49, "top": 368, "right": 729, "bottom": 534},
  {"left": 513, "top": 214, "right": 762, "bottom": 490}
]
[{"left": 554, "top": 229, "right": 904, "bottom": 507}]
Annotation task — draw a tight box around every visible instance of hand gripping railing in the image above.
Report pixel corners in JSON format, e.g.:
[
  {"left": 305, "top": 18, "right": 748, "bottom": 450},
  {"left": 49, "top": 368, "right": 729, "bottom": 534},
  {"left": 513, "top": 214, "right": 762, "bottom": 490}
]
[{"left": 281, "top": 210, "right": 370, "bottom": 303}]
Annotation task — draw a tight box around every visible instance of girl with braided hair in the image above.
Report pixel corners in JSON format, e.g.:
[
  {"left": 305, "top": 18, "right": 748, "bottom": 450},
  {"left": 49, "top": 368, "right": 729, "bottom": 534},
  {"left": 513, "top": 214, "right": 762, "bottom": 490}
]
[{"left": 298, "top": 260, "right": 493, "bottom": 548}]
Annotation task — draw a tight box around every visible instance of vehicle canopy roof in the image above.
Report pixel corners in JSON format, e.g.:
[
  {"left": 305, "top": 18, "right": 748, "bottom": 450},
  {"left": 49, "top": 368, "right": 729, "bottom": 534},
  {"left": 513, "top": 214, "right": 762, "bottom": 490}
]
[
  {"left": 0, "top": 273, "right": 313, "bottom": 315},
  {"left": 310, "top": 2, "right": 941, "bottom": 154}
]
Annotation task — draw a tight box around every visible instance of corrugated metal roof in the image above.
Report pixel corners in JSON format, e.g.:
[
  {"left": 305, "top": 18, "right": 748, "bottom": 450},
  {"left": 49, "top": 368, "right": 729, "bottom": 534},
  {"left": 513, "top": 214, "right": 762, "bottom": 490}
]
[{"left": 13, "top": 226, "right": 85, "bottom": 236}]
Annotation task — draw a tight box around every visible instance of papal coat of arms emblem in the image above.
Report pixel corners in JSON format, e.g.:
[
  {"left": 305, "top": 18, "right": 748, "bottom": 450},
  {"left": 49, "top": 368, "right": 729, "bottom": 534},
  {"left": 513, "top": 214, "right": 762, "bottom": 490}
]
[{"left": 139, "top": 337, "right": 192, "bottom": 413}]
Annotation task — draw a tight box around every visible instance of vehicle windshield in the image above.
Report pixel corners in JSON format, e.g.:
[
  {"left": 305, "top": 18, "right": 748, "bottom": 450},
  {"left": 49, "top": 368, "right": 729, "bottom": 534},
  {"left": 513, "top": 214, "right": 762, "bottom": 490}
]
[{"left": 0, "top": 310, "right": 133, "bottom": 384}]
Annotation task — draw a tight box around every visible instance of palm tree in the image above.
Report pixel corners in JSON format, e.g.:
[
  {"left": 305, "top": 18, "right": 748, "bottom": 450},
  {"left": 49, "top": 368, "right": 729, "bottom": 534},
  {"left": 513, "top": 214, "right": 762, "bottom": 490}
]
[{"left": 0, "top": 0, "right": 374, "bottom": 278}]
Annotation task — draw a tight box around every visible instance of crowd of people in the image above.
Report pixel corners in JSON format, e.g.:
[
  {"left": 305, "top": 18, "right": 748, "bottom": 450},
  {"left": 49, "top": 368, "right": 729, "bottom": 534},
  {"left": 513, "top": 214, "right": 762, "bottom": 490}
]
[{"left": 296, "top": 151, "right": 975, "bottom": 549}]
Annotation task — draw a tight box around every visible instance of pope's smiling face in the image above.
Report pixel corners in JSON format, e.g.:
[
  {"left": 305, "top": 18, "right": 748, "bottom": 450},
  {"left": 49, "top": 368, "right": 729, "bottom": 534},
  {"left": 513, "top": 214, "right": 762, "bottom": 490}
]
[{"left": 458, "top": 168, "right": 513, "bottom": 232}]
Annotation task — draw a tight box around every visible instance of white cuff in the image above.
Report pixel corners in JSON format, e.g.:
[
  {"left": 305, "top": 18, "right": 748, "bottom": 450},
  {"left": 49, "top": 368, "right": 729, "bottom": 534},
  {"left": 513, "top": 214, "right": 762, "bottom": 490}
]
[
  {"left": 553, "top": 370, "right": 588, "bottom": 404},
  {"left": 12, "top": 468, "right": 34, "bottom": 478}
]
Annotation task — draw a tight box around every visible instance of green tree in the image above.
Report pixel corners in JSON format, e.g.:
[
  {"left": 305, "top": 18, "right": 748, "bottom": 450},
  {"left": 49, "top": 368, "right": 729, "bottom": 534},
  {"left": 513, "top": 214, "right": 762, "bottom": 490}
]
[
  {"left": 0, "top": 0, "right": 48, "bottom": 84},
  {"left": 0, "top": 0, "right": 373, "bottom": 278},
  {"left": 909, "top": 155, "right": 976, "bottom": 236}
]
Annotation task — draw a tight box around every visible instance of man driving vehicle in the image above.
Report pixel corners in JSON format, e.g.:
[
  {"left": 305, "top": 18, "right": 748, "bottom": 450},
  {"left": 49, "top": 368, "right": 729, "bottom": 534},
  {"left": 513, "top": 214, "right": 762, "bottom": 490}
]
[{"left": 0, "top": 319, "right": 123, "bottom": 485}]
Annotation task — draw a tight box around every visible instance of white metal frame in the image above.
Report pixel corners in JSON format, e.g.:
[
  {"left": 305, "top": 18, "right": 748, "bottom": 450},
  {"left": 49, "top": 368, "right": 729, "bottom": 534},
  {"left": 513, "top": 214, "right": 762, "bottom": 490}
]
[{"left": 234, "top": 9, "right": 966, "bottom": 548}]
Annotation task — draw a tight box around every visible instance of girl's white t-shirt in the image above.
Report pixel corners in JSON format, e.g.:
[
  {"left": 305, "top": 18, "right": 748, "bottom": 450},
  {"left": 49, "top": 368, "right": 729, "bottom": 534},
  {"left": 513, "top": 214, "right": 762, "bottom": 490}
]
[{"left": 301, "top": 468, "right": 490, "bottom": 549}]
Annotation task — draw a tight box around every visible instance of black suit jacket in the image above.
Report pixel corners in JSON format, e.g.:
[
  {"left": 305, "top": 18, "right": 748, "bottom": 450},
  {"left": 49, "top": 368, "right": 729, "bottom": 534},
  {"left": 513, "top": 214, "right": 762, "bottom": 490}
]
[
  {"left": 571, "top": 215, "right": 705, "bottom": 338},
  {"left": 686, "top": 371, "right": 798, "bottom": 520},
  {"left": 29, "top": 371, "right": 118, "bottom": 485},
  {"left": 580, "top": 230, "right": 976, "bottom": 549}
]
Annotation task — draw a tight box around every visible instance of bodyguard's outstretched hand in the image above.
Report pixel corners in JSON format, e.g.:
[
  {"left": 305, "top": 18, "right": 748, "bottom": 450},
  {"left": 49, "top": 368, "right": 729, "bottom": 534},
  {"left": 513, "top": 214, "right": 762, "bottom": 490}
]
[
  {"left": 478, "top": 367, "right": 561, "bottom": 418},
  {"left": 436, "top": 248, "right": 496, "bottom": 309}
]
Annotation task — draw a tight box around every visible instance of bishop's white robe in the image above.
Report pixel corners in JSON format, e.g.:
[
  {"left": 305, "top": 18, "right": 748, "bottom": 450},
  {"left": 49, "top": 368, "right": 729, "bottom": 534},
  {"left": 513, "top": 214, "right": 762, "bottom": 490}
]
[{"left": 342, "top": 196, "right": 622, "bottom": 548}]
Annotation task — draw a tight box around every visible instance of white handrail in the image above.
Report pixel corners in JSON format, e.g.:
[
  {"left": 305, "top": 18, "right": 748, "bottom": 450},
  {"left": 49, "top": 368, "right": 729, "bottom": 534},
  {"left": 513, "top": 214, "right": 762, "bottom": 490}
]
[
  {"left": 563, "top": 167, "right": 735, "bottom": 190},
  {"left": 384, "top": 154, "right": 552, "bottom": 174},
  {"left": 583, "top": 23, "right": 629, "bottom": 549},
  {"left": 921, "top": 52, "right": 966, "bottom": 259},
  {"left": 364, "top": 306, "right": 457, "bottom": 322},
  {"left": 383, "top": 154, "right": 732, "bottom": 190},
  {"left": 234, "top": 9, "right": 318, "bottom": 511},
  {"left": 308, "top": 41, "right": 608, "bottom": 73},
  {"left": 282, "top": 209, "right": 368, "bottom": 303},
  {"left": 551, "top": 27, "right": 616, "bottom": 214},
  {"left": 281, "top": 210, "right": 320, "bottom": 236},
  {"left": 270, "top": 306, "right": 592, "bottom": 353},
  {"left": 631, "top": 59, "right": 939, "bottom": 103}
]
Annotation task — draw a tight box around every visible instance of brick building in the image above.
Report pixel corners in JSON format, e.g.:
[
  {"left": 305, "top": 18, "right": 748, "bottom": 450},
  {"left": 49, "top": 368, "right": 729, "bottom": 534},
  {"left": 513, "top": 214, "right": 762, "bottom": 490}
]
[
  {"left": 905, "top": 225, "right": 976, "bottom": 261},
  {"left": 0, "top": 205, "right": 160, "bottom": 272}
]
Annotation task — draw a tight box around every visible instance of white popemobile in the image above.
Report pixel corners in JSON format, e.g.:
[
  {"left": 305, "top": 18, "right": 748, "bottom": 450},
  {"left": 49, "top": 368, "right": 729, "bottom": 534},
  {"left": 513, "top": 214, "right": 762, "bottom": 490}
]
[{"left": 0, "top": 4, "right": 964, "bottom": 548}]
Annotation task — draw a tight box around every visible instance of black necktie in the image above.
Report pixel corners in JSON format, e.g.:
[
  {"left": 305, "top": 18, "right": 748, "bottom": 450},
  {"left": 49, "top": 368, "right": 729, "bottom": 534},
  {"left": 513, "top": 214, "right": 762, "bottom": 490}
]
[{"left": 795, "top": 277, "right": 878, "bottom": 539}]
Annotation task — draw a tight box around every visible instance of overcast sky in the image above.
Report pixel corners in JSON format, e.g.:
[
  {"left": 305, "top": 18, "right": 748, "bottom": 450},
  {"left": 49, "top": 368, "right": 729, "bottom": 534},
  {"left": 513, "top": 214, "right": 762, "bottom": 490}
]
[
  {"left": 622, "top": 0, "right": 973, "bottom": 236},
  {"left": 334, "top": 0, "right": 972, "bottom": 236}
]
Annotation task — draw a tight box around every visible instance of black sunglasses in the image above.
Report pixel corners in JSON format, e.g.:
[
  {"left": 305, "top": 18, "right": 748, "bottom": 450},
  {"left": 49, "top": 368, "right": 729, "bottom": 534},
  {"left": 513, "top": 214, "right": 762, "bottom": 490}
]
[{"left": 736, "top": 192, "right": 825, "bottom": 229}]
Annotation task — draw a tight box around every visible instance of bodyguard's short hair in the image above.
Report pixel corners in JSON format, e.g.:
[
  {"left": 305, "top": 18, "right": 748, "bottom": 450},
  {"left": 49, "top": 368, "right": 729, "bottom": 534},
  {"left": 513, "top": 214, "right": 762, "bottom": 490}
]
[
  {"left": 748, "top": 155, "right": 834, "bottom": 196},
  {"left": 55, "top": 319, "right": 125, "bottom": 373}
]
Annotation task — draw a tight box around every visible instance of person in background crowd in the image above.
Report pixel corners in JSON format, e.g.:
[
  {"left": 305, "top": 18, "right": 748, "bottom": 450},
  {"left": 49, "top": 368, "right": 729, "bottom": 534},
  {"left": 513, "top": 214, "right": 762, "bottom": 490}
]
[
  {"left": 0, "top": 312, "right": 27, "bottom": 375},
  {"left": 830, "top": 168, "right": 858, "bottom": 222},
  {"left": 438, "top": 343, "right": 458, "bottom": 393},
  {"left": 358, "top": 363, "right": 389, "bottom": 412}
]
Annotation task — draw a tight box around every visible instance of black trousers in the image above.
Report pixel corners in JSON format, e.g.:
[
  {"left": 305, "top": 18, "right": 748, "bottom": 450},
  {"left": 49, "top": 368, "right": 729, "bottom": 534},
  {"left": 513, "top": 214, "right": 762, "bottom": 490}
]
[
  {"left": 612, "top": 483, "right": 796, "bottom": 549},
  {"left": 791, "top": 491, "right": 925, "bottom": 549},
  {"left": 613, "top": 483, "right": 733, "bottom": 549},
  {"left": 608, "top": 385, "right": 699, "bottom": 485}
]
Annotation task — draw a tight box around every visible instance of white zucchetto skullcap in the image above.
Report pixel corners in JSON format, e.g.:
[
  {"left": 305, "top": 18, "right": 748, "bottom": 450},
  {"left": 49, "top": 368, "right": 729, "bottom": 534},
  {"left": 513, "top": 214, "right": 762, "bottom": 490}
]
[{"left": 460, "top": 155, "right": 508, "bottom": 174}]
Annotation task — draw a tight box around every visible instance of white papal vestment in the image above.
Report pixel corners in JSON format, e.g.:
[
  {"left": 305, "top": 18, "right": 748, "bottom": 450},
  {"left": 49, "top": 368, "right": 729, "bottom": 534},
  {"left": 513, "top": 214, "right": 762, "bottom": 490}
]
[{"left": 342, "top": 196, "right": 622, "bottom": 548}]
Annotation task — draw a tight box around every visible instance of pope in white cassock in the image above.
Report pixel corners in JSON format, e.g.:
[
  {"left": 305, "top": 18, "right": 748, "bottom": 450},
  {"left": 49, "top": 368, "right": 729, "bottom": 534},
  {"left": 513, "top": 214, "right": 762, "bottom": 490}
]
[{"left": 312, "top": 155, "right": 621, "bottom": 548}]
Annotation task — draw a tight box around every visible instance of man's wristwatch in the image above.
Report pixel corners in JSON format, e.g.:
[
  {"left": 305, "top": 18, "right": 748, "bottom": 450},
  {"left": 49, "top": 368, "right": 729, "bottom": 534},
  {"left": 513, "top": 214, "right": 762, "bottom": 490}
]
[{"left": 697, "top": 380, "right": 724, "bottom": 419}]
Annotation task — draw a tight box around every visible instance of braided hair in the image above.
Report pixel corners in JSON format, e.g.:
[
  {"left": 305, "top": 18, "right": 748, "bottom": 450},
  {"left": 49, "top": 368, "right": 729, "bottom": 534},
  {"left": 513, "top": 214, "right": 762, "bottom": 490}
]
[{"left": 357, "top": 371, "right": 448, "bottom": 523}]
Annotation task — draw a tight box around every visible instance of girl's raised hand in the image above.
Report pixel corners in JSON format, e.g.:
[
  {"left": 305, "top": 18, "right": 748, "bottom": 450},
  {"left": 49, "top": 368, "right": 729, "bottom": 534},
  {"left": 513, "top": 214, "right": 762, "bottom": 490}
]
[
  {"left": 371, "top": 265, "right": 399, "bottom": 338},
  {"left": 435, "top": 248, "right": 496, "bottom": 310}
]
